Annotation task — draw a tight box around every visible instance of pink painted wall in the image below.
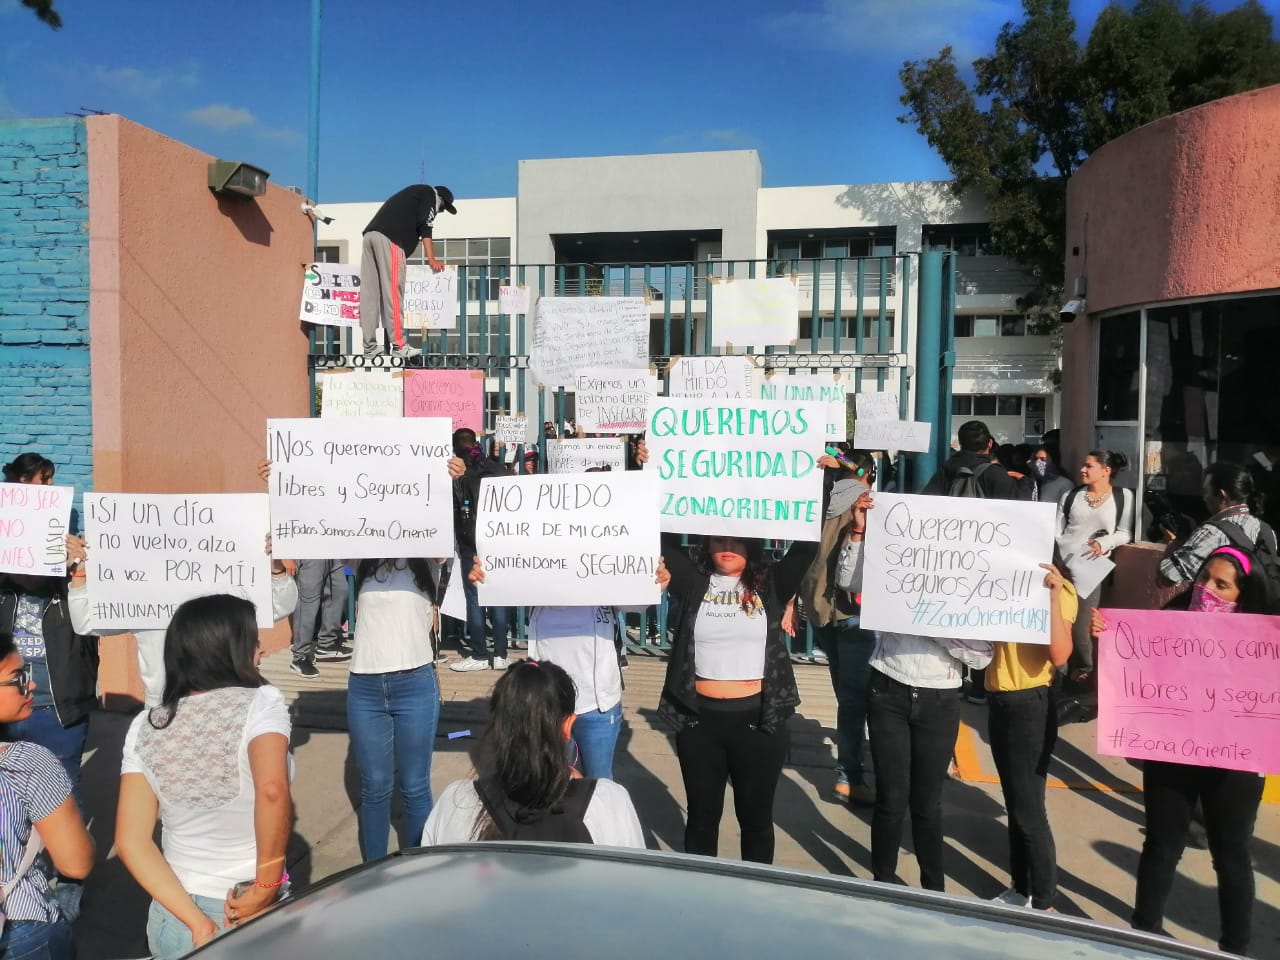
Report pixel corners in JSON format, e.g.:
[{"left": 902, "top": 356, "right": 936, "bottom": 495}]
[
  {"left": 1060, "top": 84, "right": 1280, "bottom": 475},
  {"left": 87, "top": 116, "right": 312, "bottom": 704}
]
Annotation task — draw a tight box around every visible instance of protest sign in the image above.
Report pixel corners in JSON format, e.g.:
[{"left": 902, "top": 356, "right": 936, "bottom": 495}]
[
  {"left": 299, "top": 263, "right": 360, "bottom": 329},
  {"left": 475, "top": 471, "right": 660, "bottom": 607},
  {"left": 82, "top": 494, "right": 273, "bottom": 629},
  {"left": 667, "top": 356, "right": 754, "bottom": 399},
  {"left": 266, "top": 417, "right": 454, "bottom": 559},
  {"left": 547, "top": 439, "right": 628, "bottom": 474},
  {"left": 1064, "top": 552, "right": 1115, "bottom": 601},
  {"left": 0, "top": 483, "right": 73, "bottom": 577},
  {"left": 441, "top": 555, "right": 467, "bottom": 621},
  {"left": 403, "top": 370, "right": 485, "bottom": 432},
  {"left": 710, "top": 277, "right": 798, "bottom": 348},
  {"left": 529, "top": 297, "right": 649, "bottom": 389},
  {"left": 856, "top": 391, "right": 900, "bottom": 421},
  {"left": 498, "top": 285, "right": 530, "bottom": 315},
  {"left": 320, "top": 370, "right": 404, "bottom": 419},
  {"left": 495, "top": 414, "right": 528, "bottom": 445},
  {"left": 756, "top": 372, "right": 850, "bottom": 438},
  {"left": 853, "top": 418, "right": 933, "bottom": 453},
  {"left": 644, "top": 398, "right": 824, "bottom": 541},
  {"left": 859, "top": 492, "right": 1056, "bottom": 644},
  {"left": 403, "top": 265, "right": 458, "bottom": 330},
  {"left": 1096, "top": 608, "right": 1280, "bottom": 774},
  {"left": 574, "top": 368, "right": 656, "bottom": 434}
]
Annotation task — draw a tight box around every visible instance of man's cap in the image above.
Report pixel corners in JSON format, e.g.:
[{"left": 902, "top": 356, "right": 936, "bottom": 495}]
[{"left": 435, "top": 186, "right": 457, "bottom": 215}]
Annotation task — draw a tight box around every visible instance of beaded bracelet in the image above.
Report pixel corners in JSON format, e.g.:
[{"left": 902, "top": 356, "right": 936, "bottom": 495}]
[{"left": 255, "top": 872, "right": 289, "bottom": 890}]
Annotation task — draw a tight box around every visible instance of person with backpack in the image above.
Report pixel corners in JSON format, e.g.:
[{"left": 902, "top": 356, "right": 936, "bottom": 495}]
[
  {"left": 1159, "top": 462, "right": 1278, "bottom": 593},
  {"left": 923, "top": 421, "right": 1029, "bottom": 501},
  {"left": 420, "top": 660, "right": 644, "bottom": 846},
  {"left": 1055, "top": 450, "right": 1134, "bottom": 688}
]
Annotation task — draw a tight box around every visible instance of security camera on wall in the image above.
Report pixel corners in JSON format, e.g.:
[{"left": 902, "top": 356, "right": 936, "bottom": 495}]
[
  {"left": 301, "top": 202, "right": 335, "bottom": 225},
  {"left": 1060, "top": 298, "right": 1086, "bottom": 323}
]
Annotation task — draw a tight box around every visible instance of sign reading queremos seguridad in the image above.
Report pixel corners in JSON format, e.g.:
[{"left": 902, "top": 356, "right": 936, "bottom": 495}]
[
  {"left": 643, "top": 398, "right": 824, "bottom": 542},
  {"left": 858, "top": 492, "right": 1056, "bottom": 644}
]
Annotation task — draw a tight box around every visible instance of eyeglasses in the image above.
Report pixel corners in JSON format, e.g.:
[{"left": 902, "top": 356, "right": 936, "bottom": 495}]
[{"left": 0, "top": 665, "right": 32, "bottom": 692}]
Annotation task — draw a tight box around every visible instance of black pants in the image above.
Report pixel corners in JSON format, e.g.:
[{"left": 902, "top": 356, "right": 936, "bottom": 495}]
[
  {"left": 988, "top": 685, "right": 1058, "bottom": 908},
  {"left": 674, "top": 695, "right": 788, "bottom": 864},
  {"left": 866, "top": 670, "right": 960, "bottom": 891},
  {"left": 1132, "top": 761, "right": 1264, "bottom": 956}
]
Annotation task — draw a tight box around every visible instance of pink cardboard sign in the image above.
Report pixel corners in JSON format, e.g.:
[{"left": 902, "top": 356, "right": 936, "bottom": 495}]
[
  {"left": 1096, "top": 607, "right": 1280, "bottom": 774},
  {"left": 403, "top": 370, "right": 485, "bottom": 433}
]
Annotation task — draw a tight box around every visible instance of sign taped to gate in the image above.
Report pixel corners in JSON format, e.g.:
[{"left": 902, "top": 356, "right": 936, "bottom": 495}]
[
  {"left": 548, "top": 439, "right": 628, "bottom": 474},
  {"left": 403, "top": 370, "right": 485, "bottom": 432},
  {"left": 320, "top": 370, "right": 404, "bottom": 419},
  {"left": 498, "top": 285, "right": 530, "bottom": 316},
  {"left": 853, "top": 418, "right": 932, "bottom": 453},
  {"left": 574, "top": 368, "right": 656, "bottom": 434},
  {"left": 403, "top": 266, "right": 458, "bottom": 330},
  {"left": 529, "top": 297, "right": 648, "bottom": 389},
  {"left": 667, "top": 356, "right": 755, "bottom": 399},
  {"left": 494, "top": 415, "right": 528, "bottom": 445},
  {"left": 756, "top": 372, "right": 850, "bottom": 438},
  {"left": 0, "top": 483, "right": 73, "bottom": 577},
  {"left": 299, "top": 263, "right": 360, "bottom": 328},
  {"left": 710, "top": 277, "right": 798, "bottom": 348}
]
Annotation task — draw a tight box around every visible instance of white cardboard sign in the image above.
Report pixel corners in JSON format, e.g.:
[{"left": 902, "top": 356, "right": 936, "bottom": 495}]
[
  {"left": 854, "top": 419, "right": 933, "bottom": 453},
  {"left": 547, "top": 439, "right": 628, "bottom": 474},
  {"left": 494, "top": 414, "right": 528, "bottom": 444},
  {"left": 756, "top": 372, "right": 850, "bottom": 439},
  {"left": 710, "top": 277, "right": 799, "bottom": 348},
  {"left": 441, "top": 554, "right": 467, "bottom": 621},
  {"left": 0, "top": 483, "right": 73, "bottom": 577},
  {"left": 859, "top": 492, "right": 1056, "bottom": 644},
  {"left": 476, "top": 471, "right": 661, "bottom": 607},
  {"left": 856, "top": 391, "right": 900, "bottom": 421},
  {"left": 529, "top": 297, "right": 649, "bottom": 389},
  {"left": 299, "top": 262, "right": 360, "bottom": 329},
  {"left": 667, "top": 356, "right": 755, "bottom": 399},
  {"left": 498, "top": 285, "right": 531, "bottom": 315},
  {"left": 320, "top": 370, "right": 404, "bottom": 419},
  {"left": 403, "top": 265, "right": 459, "bottom": 330},
  {"left": 83, "top": 493, "right": 274, "bottom": 629},
  {"left": 644, "top": 398, "right": 824, "bottom": 541},
  {"left": 266, "top": 417, "right": 455, "bottom": 559},
  {"left": 574, "top": 368, "right": 656, "bottom": 434}
]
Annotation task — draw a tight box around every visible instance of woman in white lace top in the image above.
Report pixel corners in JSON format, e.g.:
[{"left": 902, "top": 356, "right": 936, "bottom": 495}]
[{"left": 114, "top": 595, "right": 293, "bottom": 959}]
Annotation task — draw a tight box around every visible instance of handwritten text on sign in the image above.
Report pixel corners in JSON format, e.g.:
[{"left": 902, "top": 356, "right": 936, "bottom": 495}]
[
  {"left": 83, "top": 494, "right": 273, "bottom": 629},
  {"left": 299, "top": 263, "right": 360, "bottom": 329},
  {"left": 1097, "top": 608, "right": 1280, "bottom": 774},
  {"left": 529, "top": 297, "right": 649, "bottom": 389},
  {"left": 403, "top": 266, "right": 458, "bottom": 330},
  {"left": 667, "top": 356, "right": 755, "bottom": 399},
  {"left": 267, "top": 417, "right": 454, "bottom": 559},
  {"left": 710, "top": 277, "right": 798, "bottom": 348},
  {"left": 757, "top": 372, "right": 849, "bottom": 439},
  {"left": 548, "top": 439, "right": 627, "bottom": 474},
  {"left": 320, "top": 370, "right": 404, "bottom": 419},
  {"left": 859, "top": 492, "right": 1056, "bottom": 644},
  {"left": 853, "top": 418, "right": 932, "bottom": 453},
  {"left": 403, "top": 370, "right": 485, "bottom": 432},
  {"left": 574, "top": 368, "right": 655, "bottom": 434},
  {"left": 645, "top": 399, "right": 824, "bottom": 541},
  {"left": 857, "top": 392, "right": 900, "bottom": 421},
  {"left": 476, "top": 471, "right": 661, "bottom": 607},
  {"left": 494, "top": 415, "right": 528, "bottom": 444},
  {"left": 0, "top": 483, "right": 73, "bottom": 577},
  {"left": 498, "top": 285, "right": 530, "bottom": 315}
]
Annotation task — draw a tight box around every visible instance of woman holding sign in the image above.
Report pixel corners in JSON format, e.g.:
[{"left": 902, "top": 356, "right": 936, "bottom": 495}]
[
  {"left": 658, "top": 533, "right": 813, "bottom": 864},
  {"left": 1096, "top": 547, "right": 1276, "bottom": 956}
]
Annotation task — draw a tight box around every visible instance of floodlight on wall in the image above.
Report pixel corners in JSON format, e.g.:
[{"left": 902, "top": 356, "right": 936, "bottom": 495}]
[{"left": 208, "top": 160, "right": 269, "bottom": 199}]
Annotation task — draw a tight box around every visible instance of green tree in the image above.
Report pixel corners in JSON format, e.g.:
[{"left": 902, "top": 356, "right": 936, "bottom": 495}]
[
  {"left": 22, "top": 0, "right": 62, "bottom": 29},
  {"left": 900, "top": 0, "right": 1280, "bottom": 320}
]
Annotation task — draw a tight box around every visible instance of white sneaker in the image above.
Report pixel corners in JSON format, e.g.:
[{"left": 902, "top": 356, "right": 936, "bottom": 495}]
[
  {"left": 391, "top": 344, "right": 421, "bottom": 358},
  {"left": 492, "top": 657, "right": 508, "bottom": 670},
  {"left": 449, "top": 657, "right": 491, "bottom": 672},
  {"left": 992, "top": 889, "right": 1030, "bottom": 908}
]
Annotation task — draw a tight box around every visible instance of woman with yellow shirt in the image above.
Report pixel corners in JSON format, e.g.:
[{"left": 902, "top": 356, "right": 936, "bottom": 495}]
[{"left": 985, "top": 561, "right": 1076, "bottom": 911}]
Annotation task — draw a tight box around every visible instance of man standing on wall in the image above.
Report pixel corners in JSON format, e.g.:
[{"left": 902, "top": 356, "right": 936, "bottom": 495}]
[{"left": 360, "top": 184, "right": 457, "bottom": 357}]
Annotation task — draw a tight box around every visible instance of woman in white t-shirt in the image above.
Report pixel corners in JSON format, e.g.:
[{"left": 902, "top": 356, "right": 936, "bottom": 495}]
[
  {"left": 422, "top": 660, "right": 644, "bottom": 846},
  {"left": 115, "top": 595, "right": 292, "bottom": 960}
]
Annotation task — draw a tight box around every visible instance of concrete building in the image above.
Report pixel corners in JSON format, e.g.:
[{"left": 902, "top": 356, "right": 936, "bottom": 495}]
[{"left": 317, "top": 151, "right": 1057, "bottom": 444}]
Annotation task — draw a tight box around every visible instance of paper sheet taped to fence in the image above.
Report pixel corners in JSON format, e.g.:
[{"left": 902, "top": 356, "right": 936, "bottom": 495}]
[
  {"left": 1096, "top": 608, "right": 1280, "bottom": 774},
  {"left": 267, "top": 417, "right": 454, "bottom": 559},
  {"left": 575, "top": 369, "right": 656, "bottom": 434},
  {"left": 476, "top": 471, "right": 661, "bottom": 607},
  {"left": 403, "top": 266, "right": 458, "bottom": 330},
  {"left": 710, "top": 277, "right": 799, "bottom": 348},
  {"left": 0, "top": 483, "right": 73, "bottom": 577},
  {"left": 547, "top": 439, "right": 628, "bottom": 474},
  {"left": 856, "top": 392, "right": 900, "bottom": 421},
  {"left": 667, "top": 356, "right": 755, "bottom": 399},
  {"left": 644, "top": 398, "right": 824, "bottom": 541},
  {"left": 859, "top": 492, "right": 1055, "bottom": 644},
  {"left": 83, "top": 494, "right": 273, "bottom": 629},
  {"left": 756, "top": 372, "right": 850, "bottom": 438},
  {"left": 403, "top": 370, "right": 484, "bottom": 432},
  {"left": 529, "top": 297, "right": 649, "bottom": 389},
  {"left": 498, "top": 285, "right": 530, "bottom": 316},
  {"left": 494, "top": 415, "right": 528, "bottom": 444},
  {"left": 853, "top": 418, "right": 932, "bottom": 453},
  {"left": 320, "top": 370, "right": 404, "bottom": 419},
  {"left": 299, "top": 263, "right": 360, "bottom": 328}
]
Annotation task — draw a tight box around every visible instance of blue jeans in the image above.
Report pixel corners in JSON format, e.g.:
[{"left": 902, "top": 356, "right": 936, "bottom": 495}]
[
  {"left": 6, "top": 708, "right": 89, "bottom": 811},
  {"left": 815, "top": 618, "right": 875, "bottom": 787},
  {"left": 347, "top": 664, "right": 440, "bottom": 860},
  {"left": 459, "top": 550, "right": 509, "bottom": 661},
  {"left": 0, "top": 919, "right": 74, "bottom": 960},
  {"left": 571, "top": 703, "right": 622, "bottom": 779},
  {"left": 146, "top": 894, "right": 226, "bottom": 959}
]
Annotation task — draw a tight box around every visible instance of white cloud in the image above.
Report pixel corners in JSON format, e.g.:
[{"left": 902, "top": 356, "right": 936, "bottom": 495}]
[
  {"left": 92, "top": 62, "right": 199, "bottom": 99},
  {"left": 185, "top": 103, "right": 255, "bottom": 131},
  {"left": 765, "top": 0, "right": 1008, "bottom": 60}
]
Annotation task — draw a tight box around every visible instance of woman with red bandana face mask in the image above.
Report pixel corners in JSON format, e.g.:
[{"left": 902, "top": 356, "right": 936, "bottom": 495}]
[{"left": 1095, "top": 547, "right": 1278, "bottom": 956}]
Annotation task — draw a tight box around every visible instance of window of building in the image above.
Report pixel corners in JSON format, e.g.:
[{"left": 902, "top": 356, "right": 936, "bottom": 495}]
[
  {"left": 974, "top": 316, "right": 1001, "bottom": 337},
  {"left": 974, "top": 396, "right": 998, "bottom": 416},
  {"left": 315, "top": 244, "right": 343, "bottom": 263},
  {"left": 952, "top": 395, "right": 972, "bottom": 416},
  {"left": 410, "top": 236, "right": 512, "bottom": 300},
  {"left": 997, "top": 396, "right": 1022, "bottom": 416},
  {"left": 954, "top": 314, "right": 1028, "bottom": 337},
  {"left": 1096, "top": 312, "right": 1141, "bottom": 421},
  {"left": 1001, "top": 315, "right": 1026, "bottom": 336},
  {"left": 797, "top": 315, "right": 896, "bottom": 346}
]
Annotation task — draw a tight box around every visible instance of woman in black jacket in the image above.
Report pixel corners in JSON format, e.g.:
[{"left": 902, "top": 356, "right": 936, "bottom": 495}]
[{"left": 659, "top": 532, "right": 812, "bottom": 863}]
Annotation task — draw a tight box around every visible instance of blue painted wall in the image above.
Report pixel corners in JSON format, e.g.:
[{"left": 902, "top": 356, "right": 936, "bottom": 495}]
[{"left": 0, "top": 118, "right": 91, "bottom": 521}]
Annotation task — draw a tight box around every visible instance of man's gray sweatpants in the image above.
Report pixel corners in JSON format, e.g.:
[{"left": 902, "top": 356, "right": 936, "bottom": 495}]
[
  {"left": 359, "top": 230, "right": 407, "bottom": 350},
  {"left": 291, "top": 559, "right": 349, "bottom": 660}
]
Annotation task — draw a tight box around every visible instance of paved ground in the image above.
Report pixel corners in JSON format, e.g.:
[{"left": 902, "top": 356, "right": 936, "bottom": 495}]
[{"left": 73, "top": 646, "right": 1280, "bottom": 959}]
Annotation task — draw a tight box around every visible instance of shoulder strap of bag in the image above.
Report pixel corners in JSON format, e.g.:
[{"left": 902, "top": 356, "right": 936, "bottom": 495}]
[
  {"left": 0, "top": 827, "right": 45, "bottom": 906},
  {"left": 1061, "top": 485, "right": 1082, "bottom": 534}
]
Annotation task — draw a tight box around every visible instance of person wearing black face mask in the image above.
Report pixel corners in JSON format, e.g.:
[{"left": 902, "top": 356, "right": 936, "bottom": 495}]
[{"left": 449, "top": 428, "right": 513, "bottom": 672}]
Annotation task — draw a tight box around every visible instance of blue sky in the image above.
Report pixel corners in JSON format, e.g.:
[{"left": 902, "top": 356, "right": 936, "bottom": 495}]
[{"left": 1, "top": 0, "right": 1275, "bottom": 203}]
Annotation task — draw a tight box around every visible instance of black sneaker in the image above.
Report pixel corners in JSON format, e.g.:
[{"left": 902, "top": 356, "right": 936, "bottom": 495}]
[
  {"left": 315, "top": 642, "right": 353, "bottom": 662},
  {"left": 290, "top": 658, "right": 320, "bottom": 679}
]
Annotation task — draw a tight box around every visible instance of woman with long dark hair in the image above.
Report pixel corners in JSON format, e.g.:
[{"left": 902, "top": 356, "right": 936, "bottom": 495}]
[
  {"left": 2, "top": 453, "right": 56, "bottom": 486},
  {"left": 114, "top": 595, "right": 292, "bottom": 959},
  {"left": 347, "top": 558, "right": 441, "bottom": 861},
  {"left": 421, "top": 660, "right": 643, "bottom": 845},
  {"left": 1160, "top": 461, "right": 1272, "bottom": 587},
  {"left": 659, "top": 532, "right": 812, "bottom": 863}
]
